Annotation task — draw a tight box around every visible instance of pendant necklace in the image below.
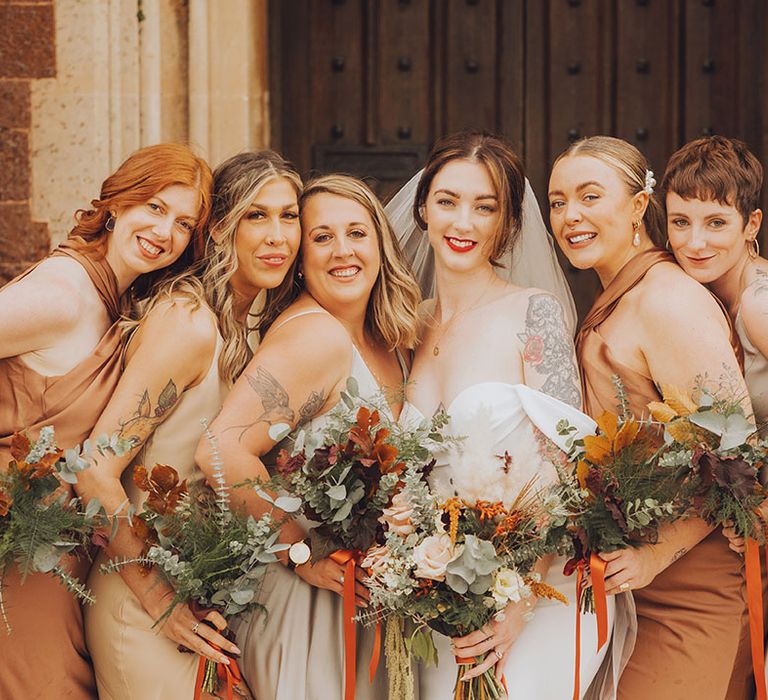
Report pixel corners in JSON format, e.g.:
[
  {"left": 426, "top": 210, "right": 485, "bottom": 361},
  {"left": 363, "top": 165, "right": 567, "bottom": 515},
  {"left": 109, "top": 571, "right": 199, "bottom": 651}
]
[{"left": 431, "top": 277, "right": 496, "bottom": 357}]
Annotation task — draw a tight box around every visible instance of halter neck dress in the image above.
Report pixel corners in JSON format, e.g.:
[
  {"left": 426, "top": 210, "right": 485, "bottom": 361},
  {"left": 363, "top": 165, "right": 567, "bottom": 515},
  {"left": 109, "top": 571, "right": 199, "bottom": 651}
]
[
  {"left": 0, "top": 240, "right": 125, "bottom": 699},
  {"left": 576, "top": 248, "right": 747, "bottom": 699}
]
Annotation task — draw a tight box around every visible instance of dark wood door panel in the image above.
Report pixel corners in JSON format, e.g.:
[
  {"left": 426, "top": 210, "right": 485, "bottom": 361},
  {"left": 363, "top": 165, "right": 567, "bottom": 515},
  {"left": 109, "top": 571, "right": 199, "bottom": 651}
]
[{"left": 270, "top": 0, "right": 768, "bottom": 316}]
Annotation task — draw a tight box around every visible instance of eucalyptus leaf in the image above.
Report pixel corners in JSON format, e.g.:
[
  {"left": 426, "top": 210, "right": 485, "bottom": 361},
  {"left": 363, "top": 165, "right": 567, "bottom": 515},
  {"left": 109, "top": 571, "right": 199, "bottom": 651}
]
[
  {"left": 268, "top": 423, "right": 291, "bottom": 443},
  {"left": 274, "top": 495, "right": 303, "bottom": 513},
  {"left": 230, "top": 589, "right": 256, "bottom": 605},
  {"left": 332, "top": 500, "right": 355, "bottom": 522},
  {"left": 326, "top": 484, "right": 347, "bottom": 501},
  {"left": 85, "top": 498, "right": 102, "bottom": 520},
  {"left": 33, "top": 544, "right": 61, "bottom": 573},
  {"left": 255, "top": 489, "right": 276, "bottom": 505},
  {"left": 346, "top": 376, "right": 360, "bottom": 397}
]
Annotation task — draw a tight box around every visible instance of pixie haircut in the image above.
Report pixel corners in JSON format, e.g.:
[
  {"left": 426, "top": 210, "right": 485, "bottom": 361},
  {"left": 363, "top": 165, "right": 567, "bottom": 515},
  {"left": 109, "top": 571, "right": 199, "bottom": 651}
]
[
  {"left": 661, "top": 136, "right": 763, "bottom": 225},
  {"left": 413, "top": 131, "right": 526, "bottom": 265}
]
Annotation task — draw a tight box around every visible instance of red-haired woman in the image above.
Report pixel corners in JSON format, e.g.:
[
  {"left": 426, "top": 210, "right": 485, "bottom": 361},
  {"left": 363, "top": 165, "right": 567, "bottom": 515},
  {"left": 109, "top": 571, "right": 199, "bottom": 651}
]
[{"left": 0, "top": 143, "right": 212, "bottom": 698}]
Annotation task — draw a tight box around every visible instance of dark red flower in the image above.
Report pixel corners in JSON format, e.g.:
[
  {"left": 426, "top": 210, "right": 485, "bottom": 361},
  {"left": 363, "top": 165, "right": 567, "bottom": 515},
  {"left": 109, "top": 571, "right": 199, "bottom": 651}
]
[{"left": 276, "top": 449, "right": 306, "bottom": 476}]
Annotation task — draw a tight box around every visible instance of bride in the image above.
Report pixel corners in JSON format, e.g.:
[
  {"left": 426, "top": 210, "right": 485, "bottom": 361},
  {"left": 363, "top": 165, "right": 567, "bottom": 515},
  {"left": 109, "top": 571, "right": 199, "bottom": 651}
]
[{"left": 386, "top": 132, "right": 619, "bottom": 698}]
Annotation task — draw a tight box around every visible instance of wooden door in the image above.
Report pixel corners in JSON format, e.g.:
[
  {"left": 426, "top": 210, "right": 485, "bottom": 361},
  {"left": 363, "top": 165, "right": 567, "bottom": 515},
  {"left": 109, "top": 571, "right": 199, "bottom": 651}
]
[{"left": 269, "top": 0, "right": 768, "bottom": 318}]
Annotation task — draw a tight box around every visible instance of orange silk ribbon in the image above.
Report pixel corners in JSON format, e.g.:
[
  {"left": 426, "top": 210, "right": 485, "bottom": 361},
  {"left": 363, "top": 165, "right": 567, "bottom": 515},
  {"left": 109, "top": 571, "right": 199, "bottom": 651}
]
[
  {"left": 331, "top": 549, "right": 359, "bottom": 700},
  {"left": 329, "top": 549, "right": 382, "bottom": 698},
  {"left": 590, "top": 552, "right": 609, "bottom": 652},
  {"left": 192, "top": 644, "right": 242, "bottom": 700},
  {"left": 745, "top": 537, "right": 766, "bottom": 700},
  {"left": 572, "top": 562, "right": 585, "bottom": 700}
]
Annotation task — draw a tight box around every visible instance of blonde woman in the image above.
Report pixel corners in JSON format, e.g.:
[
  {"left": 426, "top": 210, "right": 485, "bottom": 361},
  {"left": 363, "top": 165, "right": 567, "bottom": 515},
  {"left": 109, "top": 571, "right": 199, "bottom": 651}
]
[
  {"left": 77, "top": 150, "right": 302, "bottom": 700},
  {"left": 549, "top": 135, "right": 750, "bottom": 698},
  {"left": 197, "top": 174, "right": 421, "bottom": 700}
]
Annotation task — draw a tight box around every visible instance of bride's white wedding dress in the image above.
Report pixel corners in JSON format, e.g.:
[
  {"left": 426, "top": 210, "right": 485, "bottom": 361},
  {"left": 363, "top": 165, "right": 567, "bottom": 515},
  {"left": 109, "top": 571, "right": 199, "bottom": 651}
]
[{"left": 402, "top": 382, "right": 616, "bottom": 700}]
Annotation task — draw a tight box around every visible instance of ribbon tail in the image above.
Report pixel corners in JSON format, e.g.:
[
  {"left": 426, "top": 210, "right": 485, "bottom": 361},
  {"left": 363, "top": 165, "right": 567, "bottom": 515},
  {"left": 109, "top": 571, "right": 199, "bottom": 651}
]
[
  {"left": 193, "top": 655, "right": 206, "bottom": 700},
  {"left": 343, "top": 558, "right": 357, "bottom": 700},
  {"left": 369, "top": 619, "right": 382, "bottom": 683},
  {"left": 746, "top": 537, "right": 767, "bottom": 700},
  {"left": 572, "top": 564, "right": 584, "bottom": 700},
  {"left": 589, "top": 552, "right": 609, "bottom": 652}
]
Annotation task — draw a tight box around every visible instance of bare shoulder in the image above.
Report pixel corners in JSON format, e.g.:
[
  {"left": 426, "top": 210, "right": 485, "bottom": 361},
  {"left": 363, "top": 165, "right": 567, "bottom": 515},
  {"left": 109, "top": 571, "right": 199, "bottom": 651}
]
[
  {"left": 0, "top": 256, "right": 91, "bottom": 328},
  {"left": 135, "top": 295, "right": 218, "bottom": 357},
  {"left": 739, "top": 274, "right": 768, "bottom": 352},
  {"left": 634, "top": 262, "right": 724, "bottom": 324},
  {"left": 502, "top": 287, "right": 570, "bottom": 327},
  {"left": 261, "top": 303, "right": 353, "bottom": 365}
]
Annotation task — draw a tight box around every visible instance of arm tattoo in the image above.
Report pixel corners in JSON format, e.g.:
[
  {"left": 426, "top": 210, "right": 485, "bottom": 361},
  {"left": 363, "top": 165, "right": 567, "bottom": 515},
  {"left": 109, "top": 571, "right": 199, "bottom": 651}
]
[
  {"left": 298, "top": 389, "right": 327, "bottom": 424},
  {"left": 517, "top": 293, "right": 581, "bottom": 408},
  {"left": 752, "top": 268, "right": 768, "bottom": 304},
  {"left": 226, "top": 366, "right": 296, "bottom": 441},
  {"left": 118, "top": 379, "right": 179, "bottom": 448}
]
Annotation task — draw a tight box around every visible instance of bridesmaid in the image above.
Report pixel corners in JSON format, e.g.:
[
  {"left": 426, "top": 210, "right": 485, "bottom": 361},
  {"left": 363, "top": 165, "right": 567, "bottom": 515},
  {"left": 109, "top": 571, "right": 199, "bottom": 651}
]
[
  {"left": 548, "top": 135, "right": 751, "bottom": 699},
  {"left": 77, "top": 150, "right": 302, "bottom": 700},
  {"left": 0, "top": 143, "right": 212, "bottom": 698},
  {"left": 662, "top": 135, "right": 767, "bottom": 698},
  {"left": 197, "top": 174, "right": 421, "bottom": 700}
]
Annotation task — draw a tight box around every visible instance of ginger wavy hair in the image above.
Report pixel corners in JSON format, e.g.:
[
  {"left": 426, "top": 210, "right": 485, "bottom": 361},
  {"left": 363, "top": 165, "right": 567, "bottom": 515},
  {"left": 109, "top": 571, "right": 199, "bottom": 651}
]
[
  {"left": 296, "top": 174, "right": 421, "bottom": 350},
  {"left": 71, "top": 143, "right": 213, "bottom": 300},
  {"left": 125, "top": 150, "right": 303, "bottom": 385}
]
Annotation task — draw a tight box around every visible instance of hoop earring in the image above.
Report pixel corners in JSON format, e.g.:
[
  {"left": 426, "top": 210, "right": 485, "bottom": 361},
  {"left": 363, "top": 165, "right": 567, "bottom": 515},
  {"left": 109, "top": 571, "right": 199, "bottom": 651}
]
[
  {"left": 632, "top": 220, "right": 641, "bottom": 247},
  {"left": 105, "top": 215, "right": 115, "bottom": 232},
  {"left": 749, "top": 237, "right": 760, "bottom": 259},
  {"left": 665, "top": 238, "right": 671, "bottom": 251}
]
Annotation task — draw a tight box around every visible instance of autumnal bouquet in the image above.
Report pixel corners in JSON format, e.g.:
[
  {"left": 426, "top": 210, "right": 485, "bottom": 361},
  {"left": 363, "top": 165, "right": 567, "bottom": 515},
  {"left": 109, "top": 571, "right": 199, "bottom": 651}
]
[
  {"left": 103, "top": 429, "right": 300, "bottom": 698},
  {"left": 0, "top": 427, "right": 122, "bottom": 632},
  {"left": 648, "top": 385, "right": 767, "bottom": 539},
  {"left": 360, "top": 417, "right": 569, "bottom": 700},
  {"left": 556, "top": 385, "right": 681, "bottom": 616}
]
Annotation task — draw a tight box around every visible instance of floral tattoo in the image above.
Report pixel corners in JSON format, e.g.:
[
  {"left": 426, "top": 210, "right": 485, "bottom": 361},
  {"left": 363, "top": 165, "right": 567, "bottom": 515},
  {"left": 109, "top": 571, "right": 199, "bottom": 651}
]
[{"left": 517, "top": 293, "right": 581, "bottom": 408}]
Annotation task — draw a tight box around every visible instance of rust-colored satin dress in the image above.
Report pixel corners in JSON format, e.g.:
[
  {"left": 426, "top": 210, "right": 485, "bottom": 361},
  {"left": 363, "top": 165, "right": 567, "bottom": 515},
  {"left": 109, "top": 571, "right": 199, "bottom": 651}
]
[
  {"left": 0, "top": 241, "right": 123, "bottom": 699},
  {"left": 577, "top": 249, "right": 748, "bottom": 700}
]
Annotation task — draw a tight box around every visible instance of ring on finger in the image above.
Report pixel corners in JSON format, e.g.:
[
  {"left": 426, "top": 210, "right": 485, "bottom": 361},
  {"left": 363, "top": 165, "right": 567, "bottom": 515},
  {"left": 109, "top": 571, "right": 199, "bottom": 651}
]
[
  {"left": 192, "top": 622, "right": 200, "bottom": 635},
  {"left": 619, "top": 581, "right": 630, "bottom": 592},
  {"left": 494, "top": 649, "right": 503, "bottom": 660}
]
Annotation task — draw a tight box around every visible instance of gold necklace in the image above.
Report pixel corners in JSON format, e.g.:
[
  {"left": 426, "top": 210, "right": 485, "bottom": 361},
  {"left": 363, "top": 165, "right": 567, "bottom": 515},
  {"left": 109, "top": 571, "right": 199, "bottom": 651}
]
[{"left": 430, "top": 279, "right": 496, "bottom": 357}]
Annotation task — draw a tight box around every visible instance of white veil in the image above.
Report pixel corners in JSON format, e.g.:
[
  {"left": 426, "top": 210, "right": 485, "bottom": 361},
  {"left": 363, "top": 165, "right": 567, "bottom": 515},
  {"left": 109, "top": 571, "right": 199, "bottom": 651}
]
[{"left": 385, "top": 171, "right": 578, "bottom": 335}]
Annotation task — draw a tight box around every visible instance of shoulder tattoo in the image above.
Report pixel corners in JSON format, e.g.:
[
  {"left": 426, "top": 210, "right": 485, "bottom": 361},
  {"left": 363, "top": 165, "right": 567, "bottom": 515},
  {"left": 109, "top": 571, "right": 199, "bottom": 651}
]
[{"left": 517, "top": 293, "right": 581, "bottom": 408}]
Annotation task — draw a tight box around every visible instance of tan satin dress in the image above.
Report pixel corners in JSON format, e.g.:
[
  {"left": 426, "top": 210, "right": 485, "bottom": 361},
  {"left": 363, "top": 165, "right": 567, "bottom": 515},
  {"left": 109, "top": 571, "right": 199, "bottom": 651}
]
[
  {"left": 577, "top": 249, "right": 748, "bottom": 700},
  {"left": 0, "top": 241, "right": 124, "bottom": 699},
  {"left": 85, "top": 318, "right": 229, "bottom": 700}
]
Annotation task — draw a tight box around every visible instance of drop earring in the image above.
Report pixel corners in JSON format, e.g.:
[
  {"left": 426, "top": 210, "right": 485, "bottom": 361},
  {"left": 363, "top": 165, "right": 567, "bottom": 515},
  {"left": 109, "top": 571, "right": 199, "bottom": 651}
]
[{"left": 632, "top": 220, "right": 641, "bottom": 247}]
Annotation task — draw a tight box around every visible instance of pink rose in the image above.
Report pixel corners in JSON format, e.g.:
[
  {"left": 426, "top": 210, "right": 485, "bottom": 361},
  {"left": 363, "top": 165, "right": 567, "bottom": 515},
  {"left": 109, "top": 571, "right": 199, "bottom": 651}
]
[
  {"left": 380, "top": 490, "right": 415, "bottom": 535},
  {"left": 413, "top": 534, "right": 456, "bottom": 581},
  {"left": 523, "top": 335, "right": 544, "bottom": 365}
]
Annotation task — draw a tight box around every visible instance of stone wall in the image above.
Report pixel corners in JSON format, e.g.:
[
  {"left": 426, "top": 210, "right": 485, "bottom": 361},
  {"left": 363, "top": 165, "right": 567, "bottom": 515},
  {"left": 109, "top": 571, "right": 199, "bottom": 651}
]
[
  {"left": 0, "top": 1, "right": 56, "bottom": 283},
  {"left": 0, "top": 0, "right": 270, "bottom": 286}
]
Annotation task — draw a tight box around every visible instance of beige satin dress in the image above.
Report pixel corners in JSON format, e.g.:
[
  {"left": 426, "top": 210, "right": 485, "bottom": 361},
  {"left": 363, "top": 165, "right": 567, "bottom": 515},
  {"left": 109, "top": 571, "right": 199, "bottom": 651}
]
[{"left": 84, "top": 318, "right": 229, "bottom": 700}]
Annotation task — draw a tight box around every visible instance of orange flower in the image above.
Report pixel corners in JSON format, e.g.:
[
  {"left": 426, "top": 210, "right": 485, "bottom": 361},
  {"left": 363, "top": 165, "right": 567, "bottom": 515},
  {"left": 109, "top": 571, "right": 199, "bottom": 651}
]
[
  {"left": 476, "top": 501, "right": 506, "bottom": 521},
  {"left": 133, "top": 464, "right": 187, "bottom": 515},
  {"left": 529, "top": 579, "right": 569, "bottom": 606},
  {"left": 583, "top": 411, "right": 640, "bottom": 465},
  {"left": 494, "top": 511, "right": 525, "bottom": 538},
  {"left": 442, "top": 497, "right": 462, "bottom": 545},
  {"left": 0, "top": 489, "right": 12, "bottom": 517}
]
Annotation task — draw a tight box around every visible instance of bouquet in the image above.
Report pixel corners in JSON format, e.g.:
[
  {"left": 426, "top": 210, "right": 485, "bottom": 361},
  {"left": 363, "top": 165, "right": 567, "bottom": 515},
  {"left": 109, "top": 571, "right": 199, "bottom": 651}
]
[
  {"left": 0, "top": 427, "right": 122, "bottom": 632},
  {"left": 555, "top": 384, "right": 681, "bottom": 617},
  {"left": 361, "top": 416, "right": 568, "bottom": 700},
  {"left": 649, "top": 384, "right": 767, "bottom": 539},
  {"left": 103, "top": 428, "right": 300, "bottom": 698},
  {"left": 274, "top": 378, "right": 442, "bottom": 561}
]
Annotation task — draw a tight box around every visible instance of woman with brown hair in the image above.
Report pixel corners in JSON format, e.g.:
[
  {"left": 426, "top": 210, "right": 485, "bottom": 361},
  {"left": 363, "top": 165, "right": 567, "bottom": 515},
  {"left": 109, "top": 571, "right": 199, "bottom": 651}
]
[
  {"left": 549, "top": 135, "right": 750, "bottom": 698},
  {"left": 197, "top": 174, "right": 421, "bottom": 700},
  {"left": 0, "top": 143, "right": 212, "bottom": 698},
  {"left": 663, "top": 135, "right": 767, "bottom": 698},
  {"left": 78, "top": 150, "right": 303, "bottom": 700}
]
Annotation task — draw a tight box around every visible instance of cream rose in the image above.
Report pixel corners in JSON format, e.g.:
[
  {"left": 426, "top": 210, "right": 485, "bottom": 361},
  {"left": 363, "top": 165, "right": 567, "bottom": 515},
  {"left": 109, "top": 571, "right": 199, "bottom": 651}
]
[
  {"left": 361, "top": 544, "right": 390, "bottom": 575},
  {"left": 491, "top": 568, "right": 526, "bottom": 606},
  {"left": 412, "top": 533, "right": 456, "bottom": 581},
  {"left": 380, "top": 490, "right": 415, "bottom": 535}
]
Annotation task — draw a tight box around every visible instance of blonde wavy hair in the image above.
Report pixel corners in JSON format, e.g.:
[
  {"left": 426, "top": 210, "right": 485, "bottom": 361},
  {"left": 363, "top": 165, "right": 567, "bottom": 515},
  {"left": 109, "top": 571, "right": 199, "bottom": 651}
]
[
  {"left": 298, "top": 174, "right": 421, "bottom": 350},
  {"left": 124, "top": 150, "right": 302, "bottom": 385}
]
